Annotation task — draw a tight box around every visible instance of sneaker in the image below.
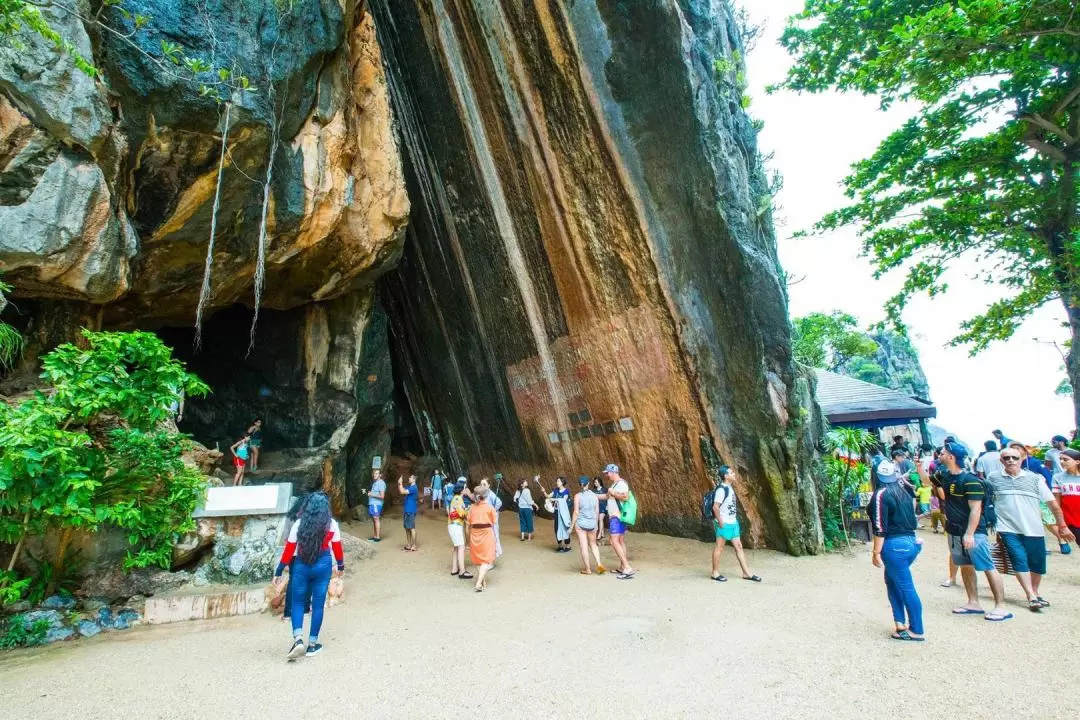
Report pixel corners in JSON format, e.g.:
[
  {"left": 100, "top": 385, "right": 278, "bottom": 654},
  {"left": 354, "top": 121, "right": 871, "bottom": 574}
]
[
  {"left": 1061, "top": 543, "right": 1072, "bottom": 555},
  {"left": 306, "top": 642, "right": 323, "bottom": 657},
  {"left": 287, "top": 638, "right": 306, "bottom": 661}
]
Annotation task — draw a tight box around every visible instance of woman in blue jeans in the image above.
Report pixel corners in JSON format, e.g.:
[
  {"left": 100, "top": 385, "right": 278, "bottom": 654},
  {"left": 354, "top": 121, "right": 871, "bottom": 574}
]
[
  {"left": 274, "top": 492, "right": 345, "bottom": 661},
  {"left": 867, "top": 461, "right": 924, "bottom": 641}
]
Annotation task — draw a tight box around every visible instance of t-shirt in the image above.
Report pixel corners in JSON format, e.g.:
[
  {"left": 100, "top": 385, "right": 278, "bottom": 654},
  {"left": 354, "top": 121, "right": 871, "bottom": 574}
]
[
  {"left": 369, "top": 479, "right": 387, "bottom": 508},
  {"left": 403, "top": 484, "right": 419, "bottom": 514},
  {"left": 432, "top": 474, "right": 444, "bottom": 491},
  {"left": 712, "top": 483, "right": 737, "bottom": 524},
  {"left": 975, "top": 451, "right": 1003, "bottom": 477},
  {"left": 914, "top": 485, "right": 932, "bottom": 504},
  {"left": 607, "top": 479, "right": 628, "bottom": 516},
  {"left": 1052, "top": 472, "right": 1080, "bottom": 527},
  {"left": 515, "top": 488, "right": 534, "bottom": 509},
  {"left": 942, "top": 471, "right": 987, "bottom": 536},
  {"left": 1047, "top": 449, "right": 1064, "bottom": 474},
  {"left": 235, "top": 443, "right": 249, "bottom": 460},
  {"left": 987, "top": 470, "right": 1054, "bottom": 537},
  {"left": 443, "top": 484, "right": 454, "bottom": 505}
]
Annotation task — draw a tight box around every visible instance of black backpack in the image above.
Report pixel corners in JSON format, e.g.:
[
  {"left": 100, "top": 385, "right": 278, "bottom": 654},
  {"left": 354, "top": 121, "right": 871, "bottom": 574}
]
[
  {"left": 980, "top": 478, "right": 998, "bottom": 529},
  {"left": 701, "top": 485, "right": 731, "bottom": 522}
]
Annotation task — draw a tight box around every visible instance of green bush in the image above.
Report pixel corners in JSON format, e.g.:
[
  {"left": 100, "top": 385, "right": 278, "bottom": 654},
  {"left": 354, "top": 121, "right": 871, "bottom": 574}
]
[
  {"left": 0, "top": 330, "right": 210, "bottom": 600},
  {"left": 0, "top": 614, "right": 50, "bottom": 650}
]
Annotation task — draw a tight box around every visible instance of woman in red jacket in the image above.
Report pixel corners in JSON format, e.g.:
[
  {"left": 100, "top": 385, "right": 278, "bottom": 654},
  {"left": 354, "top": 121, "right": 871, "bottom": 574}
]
[{"left": 274, "top": 492, "right": 344, "bottom": 660}]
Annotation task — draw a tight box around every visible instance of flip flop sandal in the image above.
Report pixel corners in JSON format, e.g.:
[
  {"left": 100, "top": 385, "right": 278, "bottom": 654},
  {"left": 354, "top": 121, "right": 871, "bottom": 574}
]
[
  {"left": 985, "top": 612, "right": 1014, "bottom": 622},
  {"left": 890, "top": 630, "right": 925, "bottom": 642},
  {"left": 1028, "top": 600, "right": 1043, "bottom": 612},
  {"left": 459, "top": 572, "right": 474, "bottom": 579},
  {"left": 951, "top": 608, "right": 985, "bottom": 615},
  {"left": 742, "top": 575, "right": 763, "bottom": 582},
  {"left": 617, "top": 571, "right": 636, "bottom": 580},
  {"left": 711, "top": 575, "right": 728, "bottom": 582},
  {"left": 450, "top": 571, "right": 459, "bottom": 576},
  {"left": 580, "top": 570, "right": 592, "bottom": 575},
  {"left": 1036, "top": 597, "right": 1051, "bottom": 607}
]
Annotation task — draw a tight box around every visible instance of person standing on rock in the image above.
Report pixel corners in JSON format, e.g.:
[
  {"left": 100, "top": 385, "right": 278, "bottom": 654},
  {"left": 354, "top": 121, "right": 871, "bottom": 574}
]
[
  {"left": 571, "top": 476, "right": 604, "bottom": 575},
  {"left": 867, "top": 461, "right": 924, "bottom": 641},
  {"left": 466, "top": 485, "right": 498, "bottom": 591},
  {"left": 245, "top": 419, "right": 263, "bottom": 472},
  {"left": 274, "top": 491, "right": 344, "bottom": 660},
  {"left": 603, "top": 464, "right": 636, "bottom": 579},
  {"left": 364, "top": 470, "right": 386, "bottom": 543},
  {"left": 229, "top": 435, "right": 250, "bottom": 486},
  {"left": 399, "top": 474, "right": 420, "bottom": 551},
  {"left": 709, "top": 466, "right": 761, "bottom": 584},
  {"left": 514, "top": 478, "right": 538, "bottom": 541},
  {"left": 447, "top": 481, "right": 471, "bottom": 580}
]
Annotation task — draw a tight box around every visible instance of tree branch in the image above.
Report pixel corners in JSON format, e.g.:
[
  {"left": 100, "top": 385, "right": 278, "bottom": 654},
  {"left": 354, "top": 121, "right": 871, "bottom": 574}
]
[
  {"left": 1021, "top": 114, "right": 1077, "bottom": 145},
  {"left": 1053, "top": 84, "right": 1080, "bottom": 117},
  {"left": 1023, "top": 136, "right": 1068, "bottom": 163}
]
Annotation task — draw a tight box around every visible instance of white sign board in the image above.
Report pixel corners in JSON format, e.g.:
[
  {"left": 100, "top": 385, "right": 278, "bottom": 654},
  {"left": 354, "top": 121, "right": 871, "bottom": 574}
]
[
  {"left": 371, "top": 455, "right": 383, "bottom": 469},
  {"left": 193, "top": 483, "right": 294, "bottom": 518}
]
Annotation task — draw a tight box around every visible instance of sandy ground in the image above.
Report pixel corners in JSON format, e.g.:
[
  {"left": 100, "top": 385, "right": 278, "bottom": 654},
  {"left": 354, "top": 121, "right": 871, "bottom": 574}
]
[{"left": 2, "top": 509, "right": 1079, "bottom": 720}]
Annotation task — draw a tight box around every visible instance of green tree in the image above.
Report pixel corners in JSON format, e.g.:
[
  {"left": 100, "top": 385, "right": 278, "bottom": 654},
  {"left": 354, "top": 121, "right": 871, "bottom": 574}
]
[
  {"left": 791, "top": 311, "right": 880, "bottom": 371},
  {"left": 777, "top": 1, "right": 1080, "bottom": 426},
  {"left": 0, "top": 331, "right": 210, "bottom": 597},
  {"left": 0, "top": 276, "right": 22, "bottom": 371}
]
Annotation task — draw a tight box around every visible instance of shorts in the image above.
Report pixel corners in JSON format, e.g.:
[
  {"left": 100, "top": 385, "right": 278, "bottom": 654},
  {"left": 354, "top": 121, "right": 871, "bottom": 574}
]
[
  {"left": 447, "top": 523, "right": 465, "bottom": 547},
  {"left": 233, "top": 457, "right": 246, "bottom": 468},
  {"left": 368, "top": 503, "right": 382, "bottom": 518},
  {"left": 917, "top": 503, "right": 930, "bottom": 515},
  {"left": 998, "top": 532, "right": 1047, "bottom": 575},
  {"left": 403, "top": 512, "right": 416, "bottom": 530},
  {"left": 609, "top": 516, "right": 627, "bottom": 535},
  {"left": 249, "top": 438, "right": 262, "bottom": 448},
  {"left": 949, "top": 532, "right": 994, "bottom": 572},
  {"left": 713, "top": 520, "right": 740, "bottom": 542}
]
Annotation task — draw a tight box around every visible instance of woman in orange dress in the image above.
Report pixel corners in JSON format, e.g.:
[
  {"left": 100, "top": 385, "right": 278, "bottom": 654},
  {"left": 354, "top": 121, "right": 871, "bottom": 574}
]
[{"left": 466, "top": 486, "right": 498, "bottom": 592}]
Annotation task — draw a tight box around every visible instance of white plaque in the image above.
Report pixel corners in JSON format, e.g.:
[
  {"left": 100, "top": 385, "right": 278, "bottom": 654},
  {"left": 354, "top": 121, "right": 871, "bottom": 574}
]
[
  {"left": 193, "top": 483, "right": 293, "bottom": 518},
  {"left": 371, "top": 455, "right": 383, "bottom": 469}
]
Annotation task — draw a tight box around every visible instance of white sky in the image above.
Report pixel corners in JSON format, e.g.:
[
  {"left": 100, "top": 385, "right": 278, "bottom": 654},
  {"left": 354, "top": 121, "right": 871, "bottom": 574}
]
[{"left": 744, "top": 1, "right": 1075, "bottom": 448}]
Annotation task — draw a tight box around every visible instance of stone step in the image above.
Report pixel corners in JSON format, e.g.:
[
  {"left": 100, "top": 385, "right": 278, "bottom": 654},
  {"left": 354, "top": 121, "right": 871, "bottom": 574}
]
[{"left": 143, "top": 584, "right": 268, "bottom": 625}]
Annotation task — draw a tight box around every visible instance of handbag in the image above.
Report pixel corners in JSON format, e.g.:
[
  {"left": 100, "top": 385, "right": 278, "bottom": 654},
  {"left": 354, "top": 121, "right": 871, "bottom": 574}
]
[{"left": 991, "top": 535, "right": 1014, "bottom": 575}]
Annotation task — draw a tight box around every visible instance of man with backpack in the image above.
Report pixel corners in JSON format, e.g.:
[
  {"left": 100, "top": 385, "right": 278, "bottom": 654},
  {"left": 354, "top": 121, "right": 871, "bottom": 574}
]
[
  {"left": 707, "top": 466, "right": 762, "bottom": 583},
  {"left": 602, "top": 463, "right": 636, "bottom": 579},
  {"left": 923, "top": 443, "right": 1009, "bottom": 621},
  {"left": 985, "top": 450, "right": 1073, "bottom": 611}
]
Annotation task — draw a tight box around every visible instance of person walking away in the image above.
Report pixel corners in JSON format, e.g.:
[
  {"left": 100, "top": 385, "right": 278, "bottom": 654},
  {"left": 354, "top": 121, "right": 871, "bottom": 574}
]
[
  {"left": 443, "top": 475, "right": 455, "bottom": 510},
  {"left": 571, "top": 476, "right": 604, "bottom": 574},
  {"left": 282, "top": 478, "right": 320, "bottom": 620},
  {"left": 431, "top": 469, "right": 445, "bottom": 510},
  {"left": 514, "top": 479, "right": 538, "bottom": 541},
  {"left": 245, "top": 419, "right": 263, "bottom": 472},
  {"left": 603, "top": 464, "right": 636, "bottom": 579},
  {"left": 447, "top": 482, "right": 472, "bottom": 580},
  {"left": 1010, "top": 442, "right": 1070, "bottom": 554},
  {"left": 1052, "top": 449, "right": 1080, "bottom": 551},
  {"left": 924, "top": 443, "right": 1009, "bottom": 621},
  {"left": 1046, "top": 436, "right": 1068, "bottom": 475},
  {"left": 466, "top": 486, "right": 498, "bottom": 591},
  {"left": 592, "top": 477, "right": 608, "bottom": 542},
  {"left": 975, "top": 440, "right": 1003, "bottom": 479},
  {"left": 709, "top": 466, "right": 762, "bottom": 583},
  {"left": 867, "top": 461, "right": 924, "bottom": 641},
  {"left": 273, "top": 492, "right": 344, "bottom": 660},
  {"left": 479, "top": 478, "right": 503, "bottom": 560},
  {"left": 987, "top": 450, "right": 1074, "bottom": 611},
  {"left": 230, "top": 435, "right": 250, "bottom": 486},
  {"left": 364, "top": 470, "right": 386, "bottom": 542},
  {"left": 398, "top": 474, "right": 419, "bottom": 551},
  {"left": 545, "top": 477, "right": 572, "bottom": 552}
]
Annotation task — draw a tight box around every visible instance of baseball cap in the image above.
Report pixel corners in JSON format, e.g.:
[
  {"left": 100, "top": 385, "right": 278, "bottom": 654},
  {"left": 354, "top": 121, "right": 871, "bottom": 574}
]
[
  {"left": 1052, "top": 435, "right": 1068, "bottom": 443},
  {"left": 943, "top": 442, "right": 967, "bottom": 464},
  {"left": 603, "top": 463, "right": 619, "bottom": 474},
  {"left": 578, "top": 475, "right": 590, "bottom": 485},
  {"left": 876, "top": 460, "right": 900, "bottom": 483}
]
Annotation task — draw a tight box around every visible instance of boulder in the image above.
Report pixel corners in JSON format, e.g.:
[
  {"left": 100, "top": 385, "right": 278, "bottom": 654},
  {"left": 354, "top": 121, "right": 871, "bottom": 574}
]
[
  {"left": 76, "top": 620, "right": 102, "bottom": 638},
  {"left": 41, "top": 595, "right": 76, "bottom": 610}
]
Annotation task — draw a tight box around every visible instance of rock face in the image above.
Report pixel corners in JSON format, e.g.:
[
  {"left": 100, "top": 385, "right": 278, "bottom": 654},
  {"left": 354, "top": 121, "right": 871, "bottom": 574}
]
[
  {"left": 371, "top": 0, "right": 820, "bottom": 551},
  {"left": 1, "top": 0, "right": 822, "bottom": 552}
]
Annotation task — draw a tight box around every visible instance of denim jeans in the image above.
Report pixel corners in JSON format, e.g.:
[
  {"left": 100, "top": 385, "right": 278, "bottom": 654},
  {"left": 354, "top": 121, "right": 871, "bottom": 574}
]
[
  {"left": 881, "top": 535, "right": 924, "bottom": 635},
  {"left": 290, "top": 551, "right": 332, "bottom": 641},
  {"left": 518, "top": 507, "right": 534, "bottom": 534},
  {"left": 283, "top": 560, "right": 312, "bottom": 618}
]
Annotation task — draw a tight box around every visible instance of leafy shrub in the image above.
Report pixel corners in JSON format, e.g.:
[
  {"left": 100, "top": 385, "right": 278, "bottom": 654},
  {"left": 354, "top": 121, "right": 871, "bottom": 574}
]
[{"left": 0, "top": 614, "right": 49, "bottom": 650}]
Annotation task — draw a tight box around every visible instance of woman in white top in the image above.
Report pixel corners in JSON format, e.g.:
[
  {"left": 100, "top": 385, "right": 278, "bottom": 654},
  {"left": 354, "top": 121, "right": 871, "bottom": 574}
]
[{"left": 514, "top": 478, "right": 539, "bottom": 540}]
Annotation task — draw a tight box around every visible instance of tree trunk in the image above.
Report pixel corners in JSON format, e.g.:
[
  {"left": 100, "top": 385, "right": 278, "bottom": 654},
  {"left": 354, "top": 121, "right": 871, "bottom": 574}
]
[
  {"left": 45, "top": 526, "right": 75, "bottom": 597},
  {"left": 4, "top": 512, "right": 31, "bottom": 574},
  {"left": 1067, "top": 304, "right": 1080, "bottom": 431}
]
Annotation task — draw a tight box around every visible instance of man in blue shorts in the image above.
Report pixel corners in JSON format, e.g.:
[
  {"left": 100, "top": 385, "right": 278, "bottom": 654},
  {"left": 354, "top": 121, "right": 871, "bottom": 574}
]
[
  {"left": 602, "top": 464, "right": 635, "bottom": 579},
  {"left": 709, "top": 466, "right": 761, "bottom": 583},
  {"left": 366, "top": 470, "right": 386, "bottom": 542},
  {"left": 940, "top": 443, "right": 1009, "bottom": 621},
  {"left": 398, "top": 473, "right": 419, "bottom": 551}
]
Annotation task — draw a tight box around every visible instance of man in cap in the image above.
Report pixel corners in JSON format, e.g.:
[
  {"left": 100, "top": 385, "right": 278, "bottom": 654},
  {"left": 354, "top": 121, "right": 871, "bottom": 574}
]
[
  {"left": 921, "top": 443, "right": 1009, "bottom": 621},
  {"left": 1046, "top": 435, "right": 1069, "bottom": 475},
  {"left": 602, "top": 464, "right": 635, "bottom": 579}
]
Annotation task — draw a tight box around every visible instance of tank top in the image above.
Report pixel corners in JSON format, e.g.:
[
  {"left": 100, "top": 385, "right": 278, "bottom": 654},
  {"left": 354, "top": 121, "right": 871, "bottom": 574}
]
[{"left": 577, "top": 490, "right": 598, "bottom": 530}]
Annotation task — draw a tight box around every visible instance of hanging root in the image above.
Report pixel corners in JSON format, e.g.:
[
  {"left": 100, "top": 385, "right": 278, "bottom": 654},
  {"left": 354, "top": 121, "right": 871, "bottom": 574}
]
[{"left": 194, "top": 101, "right": 233, "bottom": 350}]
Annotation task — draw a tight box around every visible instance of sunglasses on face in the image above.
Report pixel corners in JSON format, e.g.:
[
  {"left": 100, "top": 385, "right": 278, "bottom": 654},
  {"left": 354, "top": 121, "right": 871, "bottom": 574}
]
[{"left": 1000, "top": 455, "right": 1020, "bottom": 461}]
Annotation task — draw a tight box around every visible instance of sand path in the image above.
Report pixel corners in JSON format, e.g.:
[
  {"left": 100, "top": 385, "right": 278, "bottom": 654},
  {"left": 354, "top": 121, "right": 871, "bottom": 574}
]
[{"left": 2, "top": 510, "right": 1078, "bottom": 719}]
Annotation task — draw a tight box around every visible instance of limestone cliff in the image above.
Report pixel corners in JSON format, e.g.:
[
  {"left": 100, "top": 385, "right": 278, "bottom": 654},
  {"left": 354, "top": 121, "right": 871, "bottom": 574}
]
[{"left": 0, "top": 0, "right": 822, "bottom": 552}]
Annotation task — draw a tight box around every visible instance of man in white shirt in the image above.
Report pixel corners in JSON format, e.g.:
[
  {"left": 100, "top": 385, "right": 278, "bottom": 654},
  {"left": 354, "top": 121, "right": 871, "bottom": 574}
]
[
  {"left": 974, "top": 441, "right": 1003, "bottom": 479},
  {"left": 986, "top": 451, "right": 1072, "bottom": 610},
  {"left": 602, "top": 464, "right": 635, "bottom": 579},
  {"left": 709, "top": 466, "right": 761, "bottom": 583}
]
